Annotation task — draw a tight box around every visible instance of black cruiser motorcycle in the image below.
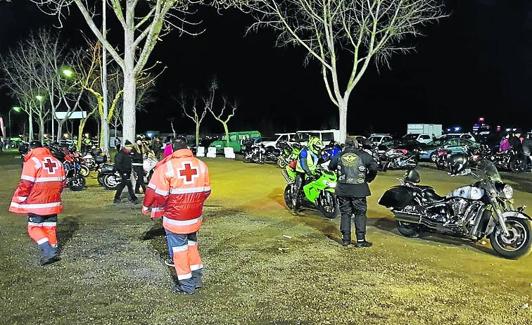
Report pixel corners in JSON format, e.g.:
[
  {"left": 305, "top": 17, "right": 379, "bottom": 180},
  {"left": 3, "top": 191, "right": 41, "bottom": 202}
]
[{"left": 379, "top": 159, "right": 531, "bottom": 259}]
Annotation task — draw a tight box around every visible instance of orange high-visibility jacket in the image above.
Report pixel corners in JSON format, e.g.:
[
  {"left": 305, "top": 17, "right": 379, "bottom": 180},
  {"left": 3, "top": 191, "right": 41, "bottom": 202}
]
[
  {"left": 9, "top": 147, "right": 66, "bottom": 216},
  {"left": 142, "top": 149, "right": 210, "bottom": 234}
]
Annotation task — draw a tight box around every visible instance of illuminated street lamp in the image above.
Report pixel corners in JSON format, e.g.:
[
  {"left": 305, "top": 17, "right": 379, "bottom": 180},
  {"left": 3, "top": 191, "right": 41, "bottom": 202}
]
[{"left": 8, "top": 106, "right": 22, "bottom": 137}]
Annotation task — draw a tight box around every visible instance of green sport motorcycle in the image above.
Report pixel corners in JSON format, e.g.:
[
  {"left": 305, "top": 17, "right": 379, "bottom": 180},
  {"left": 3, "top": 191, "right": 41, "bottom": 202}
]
[{"left": 282, "top": 166, "right": 338, "bottom": 219}]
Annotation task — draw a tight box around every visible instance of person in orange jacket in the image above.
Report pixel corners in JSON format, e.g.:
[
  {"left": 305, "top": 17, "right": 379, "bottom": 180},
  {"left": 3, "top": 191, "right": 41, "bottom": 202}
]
[
  {"left": 9, "top": 141, "right": 66, "bottom": 265},
  {"left": 142, "top": 137, "right": 210, "bottom": 294}
]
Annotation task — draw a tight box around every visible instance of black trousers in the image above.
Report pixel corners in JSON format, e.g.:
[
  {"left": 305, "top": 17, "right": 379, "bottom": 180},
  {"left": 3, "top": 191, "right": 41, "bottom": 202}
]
[
  {"left": 114, "top": 172, "right": 137, "bottom": 201},
  {"left": 133, "top": 166, "right": 146, "bottom": 194},
  {"left": 338, "top": 196, "right": 368, "bottom": 242}
]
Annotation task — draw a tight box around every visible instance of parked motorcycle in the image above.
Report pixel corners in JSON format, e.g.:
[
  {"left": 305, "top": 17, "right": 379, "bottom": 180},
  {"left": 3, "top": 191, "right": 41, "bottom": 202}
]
[
  {"left": 381, "top": 148, "right": 418, "bottom": 170},
  {"left": 282, "top": 165, "right": 338, "bottom": 218},
  {"left": 243, "top": 143, "right": 280, "bottom": 164},
  {"left": 82, "top": 147, "right": 108, "bottom": 172},
  {"left": 379, "top": 160, "right": 531, "bottom": 259},
  {"left": 97, "top": 164, "right": 122, "bottom": 190},
  {"left": 490, "top": 149, "right": 526, "bottom": 173}
]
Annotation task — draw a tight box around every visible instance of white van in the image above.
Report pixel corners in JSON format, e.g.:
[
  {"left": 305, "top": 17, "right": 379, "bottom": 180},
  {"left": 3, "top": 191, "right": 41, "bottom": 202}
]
[
  {"left": 260, "top": 133, "right": 297, "bottom": 149},
  {"left": 296, "top": 129, "right": 341, "bottom": 145}
]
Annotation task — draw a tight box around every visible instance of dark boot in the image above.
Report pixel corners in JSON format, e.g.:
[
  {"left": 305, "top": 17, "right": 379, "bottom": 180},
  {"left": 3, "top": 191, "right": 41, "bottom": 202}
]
[{"left": 355, "top": 240, "right": 373, "bottom": 248}]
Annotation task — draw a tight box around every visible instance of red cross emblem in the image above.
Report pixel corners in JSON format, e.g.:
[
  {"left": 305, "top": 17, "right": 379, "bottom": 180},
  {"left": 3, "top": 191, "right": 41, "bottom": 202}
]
[
  {"left": 178, "top": 163, "right": 198, "bottom": 184},
  {"left": 43, "top": 158, "right": 58, "bottom": 174}
]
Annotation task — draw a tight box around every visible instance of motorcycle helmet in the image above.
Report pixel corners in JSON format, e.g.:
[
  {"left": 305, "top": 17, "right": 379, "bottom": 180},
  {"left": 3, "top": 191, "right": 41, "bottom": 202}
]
[
  {"left": 448, "top": 153, "right": 469, "bottom": 175},
  {"left": 404, "top": 169, "right": 420, "bottom": 184},
  {"left": 308, "top": 136, "right": 323, "bottom": 154}
]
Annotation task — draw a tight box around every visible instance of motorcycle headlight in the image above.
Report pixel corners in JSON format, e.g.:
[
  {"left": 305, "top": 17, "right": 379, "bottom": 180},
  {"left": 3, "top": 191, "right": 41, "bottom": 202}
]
[
  {"left": 500, "top": 185, "right": 514, "bottom": 200},
  {"left": 326, "top": 181, "right": 337, "bottom": 188}
]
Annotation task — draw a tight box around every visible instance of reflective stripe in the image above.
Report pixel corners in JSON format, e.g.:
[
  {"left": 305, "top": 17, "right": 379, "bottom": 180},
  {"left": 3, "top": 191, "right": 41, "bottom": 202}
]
[
  {"left": 190, "top": 264, "right": 203, "bottom": 271},
  {"left": 169, "top": 187, "right": 211, "bottom": 195},
  {"left": 21, "top": 175, "right": 35, "bottom": 182},
  {"left": 17, "top": 196, "right": 27, "bottom": 201},
  {"left": 28, "top": 222, "right": 42, "bottom": 227},
  {"left": 10, "top": 202, "right": 61, "bottom": 209},
  {"left": 166, "top": 163, "right": 174, "bottom": 177},
  {"left": 177, "top": 273, "right": 192, "bottom": 280},
  {"left": 42, "top": 222, "right": 57, "bottom": 227},
  {"left": 155, "top": 188, "right": 169, "bottom": 196},
  {"left": 34, "top": 177, "right": 64, "bottom": 183},
  {"left": 36, "top": 238, "right": 48, "bottom": 245},
  {"left": 148, "top": 183, "right": 156, "bottom": 190},
  {"left": 132, "top": 163, "right": 143, "bottom": 166},
  {"left": 172, "top": 245, "right": 189, "bottom": 253},
  {"left": 164, "top": 216, "right": 202, "bottom": 226},
  {"left": 31, "top": 157, "right": 42, "bottom": 168},
  {"left": 188, "top": 241, "right": 197, "bottom": 246}
]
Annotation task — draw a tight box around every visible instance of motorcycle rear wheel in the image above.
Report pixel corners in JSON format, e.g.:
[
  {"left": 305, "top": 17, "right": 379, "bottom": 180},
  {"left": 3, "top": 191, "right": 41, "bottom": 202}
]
[
  {"left": 490, "top": 217, "right": 531, "bottom": 259},
  {"left": 103, "top": 174, "right": 120, "bottom": 190},
  {"left": 397, "top": 221, "right": 420, "bottom": 237},
  {"left": 509, "top": 159, "right": 525, "bottom": 173}
]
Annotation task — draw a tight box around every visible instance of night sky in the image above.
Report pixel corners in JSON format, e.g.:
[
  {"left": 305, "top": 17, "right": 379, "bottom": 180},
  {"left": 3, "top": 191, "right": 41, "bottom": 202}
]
[{"left": 0, "top": 0, "right": 531, "bottom": 136}]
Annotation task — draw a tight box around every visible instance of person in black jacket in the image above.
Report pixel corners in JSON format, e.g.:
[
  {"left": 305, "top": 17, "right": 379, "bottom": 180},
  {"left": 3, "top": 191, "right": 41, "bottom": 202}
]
[
  {"left": 113, "top": 140, "right": 139, "bottom": 204},
  {"left": 329, "top": 136, "right": 378, "bottom": 247},
  {"left": 132, "top": 138, "right": 146, "bottom": 194}
]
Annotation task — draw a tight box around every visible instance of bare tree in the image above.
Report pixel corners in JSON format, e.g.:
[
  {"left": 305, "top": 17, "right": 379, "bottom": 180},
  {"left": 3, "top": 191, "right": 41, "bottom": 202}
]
[
  {"left": 230, "top": 0, "right": 446, "bottom": 142},
  {"left": 179, "top": 92, "right": 207, "bottom": 147},
  {"left": 205, "top": 81, "right": 238, "bottom": 146},
  {"left": 32, "top": 0, "right": 234, "bottom": 144}
]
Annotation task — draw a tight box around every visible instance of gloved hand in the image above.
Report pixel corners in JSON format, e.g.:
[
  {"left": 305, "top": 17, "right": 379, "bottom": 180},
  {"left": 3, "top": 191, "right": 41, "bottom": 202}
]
[{"left": 142, "top": 205, "right": 151, "bottom": 216}]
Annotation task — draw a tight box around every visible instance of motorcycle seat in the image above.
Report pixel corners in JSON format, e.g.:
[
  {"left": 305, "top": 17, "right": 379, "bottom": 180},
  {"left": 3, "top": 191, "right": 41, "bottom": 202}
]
[{"left": 420, "top": 187, "right": 446, "bottom": 202}]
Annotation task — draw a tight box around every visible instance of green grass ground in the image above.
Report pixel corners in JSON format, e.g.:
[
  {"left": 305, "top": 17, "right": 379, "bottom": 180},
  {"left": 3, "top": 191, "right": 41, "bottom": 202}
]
[{"left": 0, "top": 151, "right": 530, "bottom": 324}]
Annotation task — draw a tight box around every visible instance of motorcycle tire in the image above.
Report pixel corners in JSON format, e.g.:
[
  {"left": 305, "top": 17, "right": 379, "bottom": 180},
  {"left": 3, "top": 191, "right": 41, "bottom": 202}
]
[
  {"left": 79, "top": 165, "right": 90, "bottom": 177},
  {"left": 69, "top": 176, "right": 86, "bottom": 191},
  {"left": 277, "top": 157, "right": 287, "bottom": 169},
  {"left": 97, "top": 175, "right": 105, "bottom": 186},
  {"left": 397, "top": 221, "right": 420, "bottom": 237},
  {"left": 103, "top": 174, "right": 120, "bottom": 190},
  {"left": 283, "top": 184, "right": 296, "bottom": 210},
  {"left": 509, "top": 159, "right": 525, "bottom": 173},
  {"left": 317, "top": 191, "right": 337, "bottom": 219},
  {"left": 430, "top": 153, "right": 438, "bottom": 162},
  {"left": 435, "top": 159, "right": 445, "bottom": 170},
  {"left": 489, "top": 217, "right": 531, "bottom": 259}
]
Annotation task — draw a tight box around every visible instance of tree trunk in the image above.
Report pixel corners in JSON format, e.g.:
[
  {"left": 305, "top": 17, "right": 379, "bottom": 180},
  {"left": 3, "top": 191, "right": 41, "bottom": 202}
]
[
  {"left": 57, "top": 120, "right": 64, "bottom": 141},
  {"left": 223, "top": 123, "right": 229, "bottom": 146},
  {"left": 338, "top": 101, "right": 348, "bottom": 144},
  {"left": 122, "top": 21, "right": 136, "bottom": 144},
  {"left": 100, "top": 0, "right": 110, "bottom": 153},
  {"left": 28, "top": 114, "right": 34, "bottom": 141},
  {"left": 78, "top": 119, "right": 88, "bottom": 149},
  {"left": 38, "top": 115, "right": 45, "bottom": 143},
  {"left": 195, "top": 123, "right": 200, "bottom": 147}
]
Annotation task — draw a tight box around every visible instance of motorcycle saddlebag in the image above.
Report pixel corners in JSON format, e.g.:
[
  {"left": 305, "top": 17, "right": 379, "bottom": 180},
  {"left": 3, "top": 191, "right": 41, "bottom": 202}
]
[{"left": 379, "top": 186, "right": 414, "bottom": 210}]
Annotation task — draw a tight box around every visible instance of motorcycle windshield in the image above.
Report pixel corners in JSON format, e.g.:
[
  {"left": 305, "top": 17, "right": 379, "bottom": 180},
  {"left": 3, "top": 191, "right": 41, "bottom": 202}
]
[{"left": 476, "top": 159, "right": 501, "bottom": 182}]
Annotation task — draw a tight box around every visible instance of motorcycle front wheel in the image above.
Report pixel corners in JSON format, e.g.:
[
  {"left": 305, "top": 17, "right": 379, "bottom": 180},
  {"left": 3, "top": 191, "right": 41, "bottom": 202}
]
[
  {"left": 79, "top": 165, "right": 90, "bottom": 177},
  {"left": 283, "top": 184, "right": 296, "bottom": 211},
  {"left": 317, "top": 191, "right": 337, "bottom": 219},
  {"left": 509, "top": 159, "right": 525, "bottom": 173},
  {"left": 490, "top": 217, "right": 531, "bottom": 259},
  {"left": 69, "top": 176, "right": 86, "bottom": 191}
]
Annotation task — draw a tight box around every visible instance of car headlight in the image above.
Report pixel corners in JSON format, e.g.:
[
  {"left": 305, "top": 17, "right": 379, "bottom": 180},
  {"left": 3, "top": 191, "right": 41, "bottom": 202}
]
[{"left": 500, "top": 185, "right": 514, "bottom": 200}]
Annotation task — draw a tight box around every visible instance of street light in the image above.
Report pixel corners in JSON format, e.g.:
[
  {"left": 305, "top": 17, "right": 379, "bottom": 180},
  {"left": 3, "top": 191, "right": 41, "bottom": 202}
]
[
  {"left": 8, "top": 106, "right": 22, "bottom": 137},
  {"left": 60, "top": 66, "right": 75, "bottom": 79},
  {"left": 35, "top": 95, "right": 44, "bottom": 102}
]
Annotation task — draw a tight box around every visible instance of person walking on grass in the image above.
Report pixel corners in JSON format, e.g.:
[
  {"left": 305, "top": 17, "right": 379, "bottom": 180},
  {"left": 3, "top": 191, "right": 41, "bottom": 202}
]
[
  {"left": 9, "top": 141, "right": 66, "bottom": 265},
  {"left": 329, "top": 137, "right": 378, "bottom": 248},
  {"left": 113, "top": 140, "right": 139, "bottom": 204},
  {"left": 142, "top": 137, "right": 211, "bottom": 294}
]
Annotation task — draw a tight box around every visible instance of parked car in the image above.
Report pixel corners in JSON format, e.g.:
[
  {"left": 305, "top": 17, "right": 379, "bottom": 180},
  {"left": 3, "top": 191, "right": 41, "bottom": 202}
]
[
  {"left": 261, "top": 133, "right": 298, "bottom": 149},
  {"left": 402, "top": 133, "right": 433, "bottom": 144},
  {"left": 296, "top": 129, "right": 340, "bottom": 145},
  {"left": 419, "top": 138, "right": 480, "bottom": 161},
  {"left": 368, "top": 134, "right": 393, "bottom": 146},
  {"left": 441, "top": 133, "right": 476, "bottom": 142}
]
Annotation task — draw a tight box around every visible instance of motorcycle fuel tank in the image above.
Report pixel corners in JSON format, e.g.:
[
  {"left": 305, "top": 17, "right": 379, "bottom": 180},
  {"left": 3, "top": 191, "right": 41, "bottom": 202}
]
[{"left": 447, "top": 186, "right": 484, "bottom": 200}]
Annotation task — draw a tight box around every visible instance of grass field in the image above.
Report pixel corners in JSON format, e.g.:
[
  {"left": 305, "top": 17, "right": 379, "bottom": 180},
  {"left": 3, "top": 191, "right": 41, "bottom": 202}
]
[{"left": 0, "top": 151, "right": 531, "bottom": 324}]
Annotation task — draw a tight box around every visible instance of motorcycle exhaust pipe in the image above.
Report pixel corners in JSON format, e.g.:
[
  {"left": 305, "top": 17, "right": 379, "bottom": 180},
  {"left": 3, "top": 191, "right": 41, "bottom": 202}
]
[{"left": 394, "top": 211, "right": 422, "bottom": 224}]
